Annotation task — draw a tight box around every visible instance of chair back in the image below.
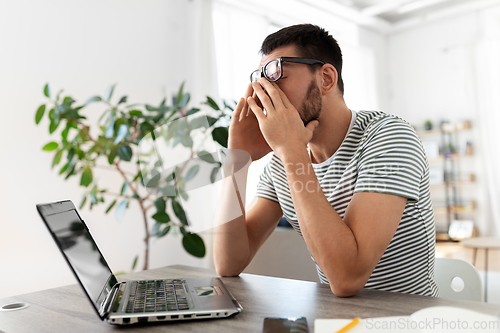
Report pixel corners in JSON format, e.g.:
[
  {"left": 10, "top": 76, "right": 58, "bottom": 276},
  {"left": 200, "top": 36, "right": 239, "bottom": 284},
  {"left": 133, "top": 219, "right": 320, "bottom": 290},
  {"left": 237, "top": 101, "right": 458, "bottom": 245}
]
[{"left": 434, "top": 257, "right": 483, "bottom": 302}]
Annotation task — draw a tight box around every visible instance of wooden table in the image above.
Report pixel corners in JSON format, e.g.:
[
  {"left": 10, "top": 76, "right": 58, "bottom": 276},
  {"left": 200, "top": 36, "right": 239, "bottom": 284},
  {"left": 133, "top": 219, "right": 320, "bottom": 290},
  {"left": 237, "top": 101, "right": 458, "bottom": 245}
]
[
  {"left": 461, "top": 237, "right": 500, "bottom": 302},
  {"left": 1, "top": 265, "right": 499, "bottom": 333}
]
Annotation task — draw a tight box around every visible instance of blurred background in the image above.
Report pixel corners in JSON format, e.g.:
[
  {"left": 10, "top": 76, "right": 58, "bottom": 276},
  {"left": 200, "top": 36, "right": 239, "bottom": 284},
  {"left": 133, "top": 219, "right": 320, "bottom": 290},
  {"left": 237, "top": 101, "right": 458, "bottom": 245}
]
[{"left": 1, "top": 0, "right": 500, "bottom": 301}]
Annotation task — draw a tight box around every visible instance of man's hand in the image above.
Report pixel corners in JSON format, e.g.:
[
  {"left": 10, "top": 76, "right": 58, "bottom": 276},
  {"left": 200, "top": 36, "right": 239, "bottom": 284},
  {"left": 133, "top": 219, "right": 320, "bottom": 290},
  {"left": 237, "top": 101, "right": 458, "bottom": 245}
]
[
  {"left": 247, "top": 79, "right": 318, "bottom": 160},
  {"left": 228, "top": 83, "right": 272, "bottom": 161}
]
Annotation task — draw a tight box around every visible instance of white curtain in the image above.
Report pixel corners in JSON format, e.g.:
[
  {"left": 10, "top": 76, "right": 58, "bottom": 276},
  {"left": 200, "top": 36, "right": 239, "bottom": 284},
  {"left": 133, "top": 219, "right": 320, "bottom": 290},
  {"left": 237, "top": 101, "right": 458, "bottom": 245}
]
[
  {"left": 475, "top": 6, "right": 500, "bottom": 235},
  {"left": 186, "top": 0, "right": 219, "bottom": 104}
]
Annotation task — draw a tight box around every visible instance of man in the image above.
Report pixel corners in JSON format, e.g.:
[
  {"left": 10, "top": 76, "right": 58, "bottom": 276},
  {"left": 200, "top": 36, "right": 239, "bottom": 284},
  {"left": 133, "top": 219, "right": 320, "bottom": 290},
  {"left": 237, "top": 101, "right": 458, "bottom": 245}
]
[{"left": 213, "top": 24, "right": 438, "bottom": 297}]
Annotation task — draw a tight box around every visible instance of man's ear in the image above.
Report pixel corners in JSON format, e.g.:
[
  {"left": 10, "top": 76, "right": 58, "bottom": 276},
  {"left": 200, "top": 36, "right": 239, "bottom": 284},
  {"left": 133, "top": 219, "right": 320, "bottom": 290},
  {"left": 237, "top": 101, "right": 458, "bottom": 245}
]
[{"left": 319, "top": 64, "right": 337, "bottom": 96}]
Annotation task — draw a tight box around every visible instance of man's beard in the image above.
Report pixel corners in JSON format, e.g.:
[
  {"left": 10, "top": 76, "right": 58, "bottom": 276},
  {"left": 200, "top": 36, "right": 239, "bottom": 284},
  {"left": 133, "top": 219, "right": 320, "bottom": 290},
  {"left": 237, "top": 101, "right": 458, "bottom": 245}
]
[{"left": 300, "top": 79, "right": 322, "bottom": 126}]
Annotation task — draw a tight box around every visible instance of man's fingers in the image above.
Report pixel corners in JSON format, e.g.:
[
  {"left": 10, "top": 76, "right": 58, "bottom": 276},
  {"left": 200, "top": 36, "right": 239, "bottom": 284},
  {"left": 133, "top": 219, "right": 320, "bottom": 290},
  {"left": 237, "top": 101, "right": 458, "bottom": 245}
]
[
  {"left": 239, "top": 98, "right": 249, "bottom": 121},
  {"left": 305, "top": 120, "right": 319, "bottom": 132},
  {"left": 252, "top": 81, "right": 275, "bottom": 114},
  {"left": 232, "top": 98, "right": 245, "bottom": 123},
  {"left": 259, "top": 79, "right": 286, "bottom": 111},
  {"left": 247, "top": 96, "right": 266, "bottom": 120},
  {"left": 244, "top": 82, "right": 254, "bottom": 99}
]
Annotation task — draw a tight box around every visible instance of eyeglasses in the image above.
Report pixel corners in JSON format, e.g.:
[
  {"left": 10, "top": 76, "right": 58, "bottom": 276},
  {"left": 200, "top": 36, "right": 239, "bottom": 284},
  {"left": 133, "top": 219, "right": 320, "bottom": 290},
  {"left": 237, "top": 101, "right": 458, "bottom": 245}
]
[{"left": 250, "top": 57, "right": 325, "bottom": 83}]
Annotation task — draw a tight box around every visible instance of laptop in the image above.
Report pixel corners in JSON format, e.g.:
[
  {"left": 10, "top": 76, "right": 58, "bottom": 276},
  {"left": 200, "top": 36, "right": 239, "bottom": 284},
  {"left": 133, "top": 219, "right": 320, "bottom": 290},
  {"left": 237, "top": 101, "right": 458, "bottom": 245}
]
[{"left": 36, "top": 200, "right": 242, "bottom": 325}]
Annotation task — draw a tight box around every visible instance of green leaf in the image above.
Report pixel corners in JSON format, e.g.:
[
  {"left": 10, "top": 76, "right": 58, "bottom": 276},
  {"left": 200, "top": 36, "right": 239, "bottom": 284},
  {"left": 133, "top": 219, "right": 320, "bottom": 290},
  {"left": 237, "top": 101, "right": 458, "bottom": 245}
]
[
  {"left": 117, "top": 145, "right": 133, "bottom": 161},
  {"left": 152, "top": 211, "right": 170, "bottom": 223},
  {"left": 144, "top": 170, "right": 161, "bottom": 189},
  {"left": 158, "top": 225, "right": 171, "bottom": 238},
  {"left": 189, "top": 116, "right": 208, "bottom": 130},
  {"left": 49, "top": 119, "right": 60, "bottom": 134},
  {"left": 118, "top": 96, "right": 127, "bottom": 104},
  {"left": 43, "top": 83, "right": 51, "bottom": 98},
  {"left": 108, "top": 145, "right": 119, "bottom": 164},
  {"left": 115, "top": 200, "right": 128, "bottom": 222},
  {"left": 80, "top": 167, "right": 93, "bottom": 187},
  {"left": 84, "top": 96, "right": 102, "bottom": 105},
  {"left": 180, "top": 226, "right": 187, "bottom": 236},
  {"left": 172, "top": 198, "right": 188, "bottom": 225},
  {"left": 184, "top": 165, "right": 199, "bottom": 182},
  {"left": 105, "top": 199, "right": 117, "bottom": 214},
  {"left": 207, "top": 116, "right": 218, "bottom": 127},
  {"left": 179, "top": 187, "right": 189, "bottom": 201},
  {"left": 131, "top": 255, "right": 138, "bottom": 270},
  {"left": 129, "top": 110, "right": 142, "bottom": 117},
  {"left": 153, "top": 223, "right": 171, "bottom": 238},
  {"left": 120, "top": 181, "right": 129, "bottom": 195},
  {"left": 154, "top": 197, "right": 166, "bottom": 212},
  {"left": 182, "top": 232, "right": 205, "bottom": 258},
  {"left": 64, "top": 160, "right": 77, "bottom": 180},
  {"left": 180, "top": 135, "right": 193, "bottom": 148},
  {"left": 139, "top": 122, "right": 155, "bottom": 133},
  {"left": 152, "top": 222, "right": 162, "bottom": 236},
  {"left": 61, "top": 124, "right": 70, "bottom": 143},
  {"left": 212, "top": 127, "right": 228, "bottom": 148},
  {"left": 132, "top": 170, "right": 142, "bottom": 182},
  {"left": 35, "top": 105, "right": 46, "bottom": 124},
  {"left": 42, "top": 142, "right": 59, "bottom": 151},
  {"left": 198, "top": 151, "right": 217, "bottom": 164},
  {"left": 52, "top": 149, "right": 63, "bottom": 168},
  {"left": 210, "top": 166, "right": 220, "bottom": 183},
  {"left": 176, "top": 82, "right": 185, "bottom": 107},
  {"left": 104, "top": 84, "right": 115, "bottom": 102},
  {"left": 105, "top": 117, "right": 115, "bottom": 138},
  {"left": 159, "top": 185, "right": 176, "bottom": 197},
  {"left": 185, "top": 108, "right": 200, "bottom": 116},
  {"left": 114, "top": 124, "right": 128, "bottom": 144},
  {"left": 177, "top": 93, "right": 190, "bottom": 108},
  {"left": 59, "top": 162, "right": 69, "bottom": 175},
  {"left": 205, "top": 96, "right": 220, "bottom": 110},
  {"left": 79, "top": 195, "right": 87, "bottom": 209}
]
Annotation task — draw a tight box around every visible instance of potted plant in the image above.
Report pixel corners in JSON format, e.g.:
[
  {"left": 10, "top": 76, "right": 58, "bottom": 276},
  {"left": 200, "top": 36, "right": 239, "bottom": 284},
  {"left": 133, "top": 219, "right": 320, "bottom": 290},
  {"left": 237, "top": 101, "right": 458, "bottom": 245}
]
[
  {"left": 35, "top": 83, "right": 233, "bottom": 270},
  {"left": 424, "top": 120, "right": 433, "bottom": 131}
]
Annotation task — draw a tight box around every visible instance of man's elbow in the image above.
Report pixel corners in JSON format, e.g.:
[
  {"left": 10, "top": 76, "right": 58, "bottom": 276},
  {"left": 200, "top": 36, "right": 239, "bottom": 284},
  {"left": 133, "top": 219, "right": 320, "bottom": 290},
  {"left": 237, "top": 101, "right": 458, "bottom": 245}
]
[
  {"left": 214, "top": 261, "right": 246, "bottom": 277},
  {"left": 329, "top": 280, "right": 364, "bottom": 297},
  {"left": 215, "top": 266, "right": 242, "bottom": 277}
]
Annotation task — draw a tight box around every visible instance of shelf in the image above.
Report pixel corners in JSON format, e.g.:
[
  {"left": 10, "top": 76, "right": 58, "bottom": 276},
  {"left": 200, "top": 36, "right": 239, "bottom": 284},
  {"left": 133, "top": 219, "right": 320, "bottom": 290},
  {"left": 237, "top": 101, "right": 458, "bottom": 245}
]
[
  {"left": 416, "top": 121, "right": 472, "bottom": 136},
  {"left": 430, "top": 180, "right": 475, "bottom": 187},
  {"left": 417, "top": 129, "right": 442, "bottom": 137},
  {"left": 427, "top": 153, "right": 473, "bottom": 162},
  {"left": 433, "top": 201, "right": 476, "bottom": 214},
  {"left": 417, "top": 120, "right": 475, "bottom": 238}
]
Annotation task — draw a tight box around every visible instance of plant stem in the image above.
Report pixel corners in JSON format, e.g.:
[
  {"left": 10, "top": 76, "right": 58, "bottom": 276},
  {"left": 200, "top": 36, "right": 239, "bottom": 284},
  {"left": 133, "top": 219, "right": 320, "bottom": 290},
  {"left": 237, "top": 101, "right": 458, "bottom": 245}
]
[
  {"left": 137, "top": 198, "right": 150, "bottom": 271},
  {"left": 114, "top": 160, "right": 150, "bottom": 270},
  {"left": 94, "top": 164, "right": 135, "bottom": 176}
]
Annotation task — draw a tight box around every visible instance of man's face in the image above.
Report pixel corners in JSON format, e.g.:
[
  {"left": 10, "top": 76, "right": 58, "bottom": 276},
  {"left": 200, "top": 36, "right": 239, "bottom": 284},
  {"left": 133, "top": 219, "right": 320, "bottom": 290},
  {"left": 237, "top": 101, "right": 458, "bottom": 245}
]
[{"left": 258, "top": 45, "right": 322, "bottom": 125}]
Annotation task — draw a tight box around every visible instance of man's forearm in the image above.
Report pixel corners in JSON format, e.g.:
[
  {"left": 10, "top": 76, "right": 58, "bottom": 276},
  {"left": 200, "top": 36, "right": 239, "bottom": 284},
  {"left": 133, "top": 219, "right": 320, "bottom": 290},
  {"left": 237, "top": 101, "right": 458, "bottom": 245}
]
[
  {"left": 280, "top": 148, "right": 362, "bottom": 294},
  {"left": 213, "top": 161, "right": 251, "bottom": 276}
]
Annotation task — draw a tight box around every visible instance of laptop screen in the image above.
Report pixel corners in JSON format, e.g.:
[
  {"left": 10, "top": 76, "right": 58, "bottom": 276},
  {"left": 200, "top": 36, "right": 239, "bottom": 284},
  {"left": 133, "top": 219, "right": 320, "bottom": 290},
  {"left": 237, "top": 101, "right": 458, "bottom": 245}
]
[{"left": 40, "top": 204, "right": 117, "bottom": 316}]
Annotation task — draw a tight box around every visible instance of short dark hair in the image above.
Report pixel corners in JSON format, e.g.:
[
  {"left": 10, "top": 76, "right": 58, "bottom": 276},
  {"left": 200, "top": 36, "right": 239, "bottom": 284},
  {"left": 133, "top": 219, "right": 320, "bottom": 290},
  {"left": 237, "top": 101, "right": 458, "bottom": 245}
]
[{"left": 260, "top": 24, "right": 344, "bottom": 95}]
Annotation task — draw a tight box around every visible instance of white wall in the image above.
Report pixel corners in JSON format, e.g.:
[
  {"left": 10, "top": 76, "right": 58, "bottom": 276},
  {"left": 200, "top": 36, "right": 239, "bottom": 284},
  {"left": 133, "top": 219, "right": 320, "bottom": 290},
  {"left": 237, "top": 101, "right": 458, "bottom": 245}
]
[
  {"left": 387, "top": 5, "right": 500, "bottom": 236},
  {"left": 0, "top": 0, "right": 217, "bottom": 298}
]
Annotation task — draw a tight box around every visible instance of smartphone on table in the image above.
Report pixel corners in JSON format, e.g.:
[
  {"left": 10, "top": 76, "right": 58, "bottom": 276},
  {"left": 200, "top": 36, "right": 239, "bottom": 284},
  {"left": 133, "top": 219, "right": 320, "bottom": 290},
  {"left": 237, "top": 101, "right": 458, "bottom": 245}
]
[{"left": 263, "top": 317, "right": 309, "bottom": 333}]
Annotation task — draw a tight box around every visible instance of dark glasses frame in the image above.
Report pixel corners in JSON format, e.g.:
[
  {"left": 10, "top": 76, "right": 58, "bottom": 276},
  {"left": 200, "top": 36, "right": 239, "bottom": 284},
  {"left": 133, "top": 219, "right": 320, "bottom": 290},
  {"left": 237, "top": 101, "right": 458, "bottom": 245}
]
[{"left": 250, "top": 57, "right": 325, "bottom": 83}]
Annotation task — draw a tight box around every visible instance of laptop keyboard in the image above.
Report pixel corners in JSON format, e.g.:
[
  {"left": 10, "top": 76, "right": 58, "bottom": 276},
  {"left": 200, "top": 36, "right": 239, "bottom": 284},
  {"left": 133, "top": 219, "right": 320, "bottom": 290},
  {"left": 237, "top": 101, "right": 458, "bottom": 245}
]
[{"left": 126, "top": 279, "right": 190, "bottom": 313}]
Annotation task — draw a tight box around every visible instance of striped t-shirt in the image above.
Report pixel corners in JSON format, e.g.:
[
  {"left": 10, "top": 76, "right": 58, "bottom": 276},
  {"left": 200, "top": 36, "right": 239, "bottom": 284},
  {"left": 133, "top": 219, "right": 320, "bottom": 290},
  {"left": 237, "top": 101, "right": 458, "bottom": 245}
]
[{"left": 256, "top": 110, "right": 439, "bottom": 297}]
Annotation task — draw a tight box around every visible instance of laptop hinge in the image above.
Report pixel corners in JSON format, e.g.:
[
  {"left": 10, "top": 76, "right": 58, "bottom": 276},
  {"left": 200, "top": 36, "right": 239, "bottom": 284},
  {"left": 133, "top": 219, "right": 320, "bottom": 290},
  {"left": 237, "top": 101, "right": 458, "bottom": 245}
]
[{"left": 99, "top": 284, "right": 120, "bottom": 318}]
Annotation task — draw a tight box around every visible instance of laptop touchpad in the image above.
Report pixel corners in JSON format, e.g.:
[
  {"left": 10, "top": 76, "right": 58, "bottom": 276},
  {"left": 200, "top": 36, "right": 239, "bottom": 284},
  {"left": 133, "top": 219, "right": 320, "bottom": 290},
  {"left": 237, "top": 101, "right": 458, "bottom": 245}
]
[{"left": 195, "top": 286, "right": 223, "bottom": 296}]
